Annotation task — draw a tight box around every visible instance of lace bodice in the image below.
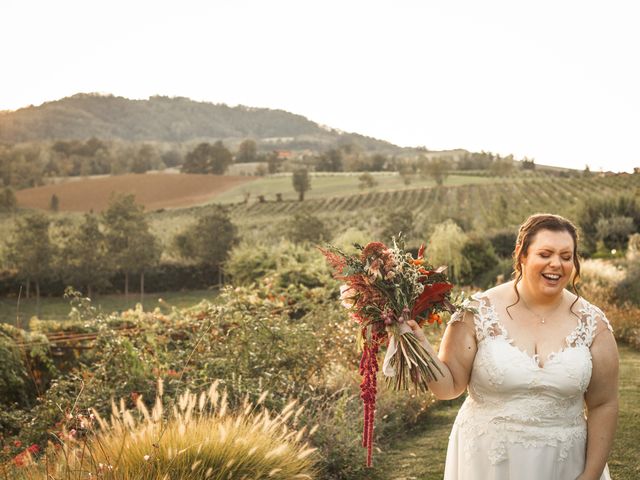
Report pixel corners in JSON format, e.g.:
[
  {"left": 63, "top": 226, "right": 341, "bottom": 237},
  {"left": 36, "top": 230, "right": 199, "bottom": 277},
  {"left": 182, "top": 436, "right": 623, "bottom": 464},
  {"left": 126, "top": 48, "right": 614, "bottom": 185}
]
[{"left": 448, "top": 292, "right": 613, "bottom": 465}]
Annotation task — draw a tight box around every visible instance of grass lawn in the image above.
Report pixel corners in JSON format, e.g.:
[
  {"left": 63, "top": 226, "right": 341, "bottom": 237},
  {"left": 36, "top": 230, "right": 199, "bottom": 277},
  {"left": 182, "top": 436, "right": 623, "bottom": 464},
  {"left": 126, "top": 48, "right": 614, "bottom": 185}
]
[
  {"left": 0, "top": 289, "right": 219, "bottom": 327},
  {"left": 371, "top": 344, "right": 640, "bottom": 480},
  {"left": 211, "top": 173, "right": 505, "bottom": 204}
]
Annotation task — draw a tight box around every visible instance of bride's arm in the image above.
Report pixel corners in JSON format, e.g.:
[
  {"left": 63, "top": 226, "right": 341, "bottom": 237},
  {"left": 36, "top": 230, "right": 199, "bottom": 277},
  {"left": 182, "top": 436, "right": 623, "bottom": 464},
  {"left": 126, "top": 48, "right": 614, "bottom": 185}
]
[
  {"left": 579, "top": 322, "right": 619, "bottom": 480},
  {"left": 407, "top": 311, "right": 477, "bottom": 400}
]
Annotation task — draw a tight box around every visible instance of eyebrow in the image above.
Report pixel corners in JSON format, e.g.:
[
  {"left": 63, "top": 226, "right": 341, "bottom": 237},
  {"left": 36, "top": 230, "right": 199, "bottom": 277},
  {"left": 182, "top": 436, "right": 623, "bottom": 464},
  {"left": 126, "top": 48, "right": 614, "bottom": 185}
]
[{"left": 536, "top": 247, "right": 573, "bottom": 254}]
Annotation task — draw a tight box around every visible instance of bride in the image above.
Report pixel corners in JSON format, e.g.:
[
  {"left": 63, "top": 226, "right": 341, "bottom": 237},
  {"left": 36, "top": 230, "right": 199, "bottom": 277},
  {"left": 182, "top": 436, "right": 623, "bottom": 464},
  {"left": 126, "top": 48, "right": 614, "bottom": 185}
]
[{"left": 408, "top": 213, "right": 618, "bottom": 480}]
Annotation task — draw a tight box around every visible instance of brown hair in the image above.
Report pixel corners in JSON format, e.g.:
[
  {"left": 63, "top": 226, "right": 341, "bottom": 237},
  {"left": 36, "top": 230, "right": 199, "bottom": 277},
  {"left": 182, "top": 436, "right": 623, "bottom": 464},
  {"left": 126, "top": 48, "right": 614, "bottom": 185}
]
[{"left": 507, "top": 213, "right": 581, "bottom": 318}]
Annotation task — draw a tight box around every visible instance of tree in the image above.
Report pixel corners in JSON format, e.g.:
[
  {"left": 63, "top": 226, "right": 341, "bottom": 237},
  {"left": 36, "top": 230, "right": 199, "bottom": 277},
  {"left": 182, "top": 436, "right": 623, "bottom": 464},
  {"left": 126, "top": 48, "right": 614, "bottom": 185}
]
[
  {"left": 50, "top": 194, "right": 59, "bottom": 212},
  {"left": 490, "top": 156, "right": 515, "bottom": 176},
  {"left": 316, "top": 149, "right": 343, "bottom": 172},
  {"left": 59, "top": 213, "right": 112, "bottom": 297},
  {"left": 595, "top": 216, "right": 636, "bottom": 251},
  {"left": 285, "top": 211, "right": 330, "bottom": 244},
  {"left": 4, "top": 213, "right": 56, "bottom": 312},
  {"left": 131, "top": 144, "right": 155, "bottom": 173},
  {"left": 459, "top": 237, "right": 499, "bottom": 287},
  {"left": 174, "top": 207, "right": 238, "bottom": 283},
  {"left": 380, "top": 208, "right": 413, "bottom": 242},
  {"left": 0, "top": 187, "right": 17, "bottom": 212},
  {"left": 576, "top": 195, "right": 640, "bottom": 253},
  {"left": 292, "top": 168, "right": 311, "bottom": 201},
  {"left": 161, "top": 149, "right": 182, "bottom": 168},
  {"left": 426, "top": 219, "right": 469, "bottom": 282},
  {"left": 369, "top": 154, "right": 387, "bottom": 171},
  {"left": 358, "top": 173, "right": 377, "bottom": 189},
  {"left": 102, "top": 194, "right": 161, "bottom": 301},
  {"left": 265, "top": 152, "right": 283, "bottom": 174},
  {"left": 236, "top": 139, "right": 258, "bottom": 163},
  {"left": 421, "top": 157, "right": 449, "bottom": 186},
  {"left": 521, "top": 157, "right": 536, "bottom": 170},
  {"left": 182, "top": 142, "right": 233, "bottom": 174}
]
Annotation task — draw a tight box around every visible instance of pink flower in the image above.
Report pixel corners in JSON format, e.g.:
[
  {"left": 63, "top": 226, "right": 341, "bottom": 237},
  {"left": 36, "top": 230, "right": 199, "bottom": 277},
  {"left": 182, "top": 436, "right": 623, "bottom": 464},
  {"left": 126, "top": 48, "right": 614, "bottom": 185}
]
[
  {"left": 339, "top": 285, "right": 357, "bottom": 309},
  {"left": 367, "top": 258, "right": 383, "bottom": 280}
]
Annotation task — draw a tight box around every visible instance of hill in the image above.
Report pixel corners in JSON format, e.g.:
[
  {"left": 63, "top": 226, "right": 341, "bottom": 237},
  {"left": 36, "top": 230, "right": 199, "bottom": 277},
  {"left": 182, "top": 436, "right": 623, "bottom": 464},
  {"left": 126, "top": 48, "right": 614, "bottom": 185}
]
[
  {"left": 0, "top": 93, "right": 404, "bottom": 154},
  {"left": 14, "top": 172, "right": 256, "bottom": 212}
]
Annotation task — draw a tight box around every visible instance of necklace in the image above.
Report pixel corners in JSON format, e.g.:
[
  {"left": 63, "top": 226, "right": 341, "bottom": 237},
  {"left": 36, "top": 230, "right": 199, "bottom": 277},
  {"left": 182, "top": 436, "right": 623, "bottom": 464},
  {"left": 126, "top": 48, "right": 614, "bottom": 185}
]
[{"left": 519, "top": 295, "right": 564, "bottom": 324}]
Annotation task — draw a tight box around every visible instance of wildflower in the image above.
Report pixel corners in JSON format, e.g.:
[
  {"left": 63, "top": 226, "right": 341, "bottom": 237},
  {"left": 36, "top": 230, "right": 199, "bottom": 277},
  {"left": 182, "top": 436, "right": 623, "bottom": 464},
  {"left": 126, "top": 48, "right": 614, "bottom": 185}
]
[{"left": 143, "top": 454, "right": 150, "bottom": 461}]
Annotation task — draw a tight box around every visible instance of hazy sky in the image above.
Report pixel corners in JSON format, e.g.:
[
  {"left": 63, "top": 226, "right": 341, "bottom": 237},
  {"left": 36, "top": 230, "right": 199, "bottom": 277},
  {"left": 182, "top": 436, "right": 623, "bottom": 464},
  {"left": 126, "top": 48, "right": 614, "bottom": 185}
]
[{"left": 1, "top": 0, "right": 639, "bottom": 172}]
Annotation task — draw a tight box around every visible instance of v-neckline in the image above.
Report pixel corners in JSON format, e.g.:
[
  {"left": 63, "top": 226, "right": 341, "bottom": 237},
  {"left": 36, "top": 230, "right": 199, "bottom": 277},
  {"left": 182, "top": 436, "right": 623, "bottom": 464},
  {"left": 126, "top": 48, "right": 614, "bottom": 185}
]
[{"left": 480, "top": 297, "right": 584, "bottom": 369}]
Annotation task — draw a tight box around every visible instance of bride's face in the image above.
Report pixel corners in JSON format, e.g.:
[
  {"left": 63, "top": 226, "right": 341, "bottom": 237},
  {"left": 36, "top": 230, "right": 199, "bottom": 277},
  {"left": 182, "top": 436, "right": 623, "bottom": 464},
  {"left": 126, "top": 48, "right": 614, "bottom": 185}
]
[{"left": 521, "top": 229, "right": 575, "bottom": 298}]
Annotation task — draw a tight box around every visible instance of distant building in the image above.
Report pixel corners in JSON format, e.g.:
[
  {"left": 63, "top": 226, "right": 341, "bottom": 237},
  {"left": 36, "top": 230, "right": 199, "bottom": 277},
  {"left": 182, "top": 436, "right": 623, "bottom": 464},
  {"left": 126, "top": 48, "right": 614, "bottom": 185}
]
[{"left": 275, "top": 150, "right": 293, "bottom": 160}]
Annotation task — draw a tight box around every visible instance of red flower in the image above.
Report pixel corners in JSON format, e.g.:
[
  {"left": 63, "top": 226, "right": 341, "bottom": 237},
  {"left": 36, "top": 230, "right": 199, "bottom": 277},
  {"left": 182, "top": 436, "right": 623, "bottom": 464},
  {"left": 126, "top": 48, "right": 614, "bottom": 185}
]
[
  {"left": 13, "top": 453, "right": 25, "bottom": 466},
  {"left": 27, "top": 444, "right": 39, "bottom": 454},
  {"left": 417, "top": 244, "right": 425, "bottom": 258},
  {"left": 360, "top": 242, "right": 388, "bottom": 261},
  {"left": 411, "top": 282, "right": 453, "bottom": 318}
]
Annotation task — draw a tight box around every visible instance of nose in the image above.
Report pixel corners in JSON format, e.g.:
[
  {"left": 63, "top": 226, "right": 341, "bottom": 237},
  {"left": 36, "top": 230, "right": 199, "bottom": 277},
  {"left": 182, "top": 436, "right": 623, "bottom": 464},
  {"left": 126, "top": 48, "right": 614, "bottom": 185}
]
[{"left": 549, "top": 255, "right": 562, "bottom": 268}]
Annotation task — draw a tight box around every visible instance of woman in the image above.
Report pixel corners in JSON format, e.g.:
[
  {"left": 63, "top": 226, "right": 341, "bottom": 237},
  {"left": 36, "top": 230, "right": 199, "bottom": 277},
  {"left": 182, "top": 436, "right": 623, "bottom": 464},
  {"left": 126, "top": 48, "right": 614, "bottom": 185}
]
[{"left": 408, "top": 213, "right": 619, "bottom": 480}]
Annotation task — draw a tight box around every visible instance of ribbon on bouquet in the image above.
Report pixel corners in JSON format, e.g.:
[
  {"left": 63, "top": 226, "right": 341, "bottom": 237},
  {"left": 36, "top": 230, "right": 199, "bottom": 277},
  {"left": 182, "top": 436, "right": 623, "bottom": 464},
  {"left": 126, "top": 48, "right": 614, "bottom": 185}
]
[{"left": 382, "top": 321, "right": 414, "bottom": 377}]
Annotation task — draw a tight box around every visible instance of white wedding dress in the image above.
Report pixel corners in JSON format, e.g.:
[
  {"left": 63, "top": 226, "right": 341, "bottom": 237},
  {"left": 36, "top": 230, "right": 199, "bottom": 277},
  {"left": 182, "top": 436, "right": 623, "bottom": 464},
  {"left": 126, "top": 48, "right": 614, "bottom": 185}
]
[{"left": 443, "top": 292, "right": 613, "bottom": 480}]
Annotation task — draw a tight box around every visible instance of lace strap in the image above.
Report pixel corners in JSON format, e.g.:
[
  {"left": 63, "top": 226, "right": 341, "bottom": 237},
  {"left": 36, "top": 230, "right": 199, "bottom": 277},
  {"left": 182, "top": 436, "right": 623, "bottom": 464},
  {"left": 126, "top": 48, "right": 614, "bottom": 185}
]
[
  {"left": 448, "top": 292, "right": 502, "bottom": 342},
  {"left": 568, "top": 301, "right": 613, "bottom": 348}
]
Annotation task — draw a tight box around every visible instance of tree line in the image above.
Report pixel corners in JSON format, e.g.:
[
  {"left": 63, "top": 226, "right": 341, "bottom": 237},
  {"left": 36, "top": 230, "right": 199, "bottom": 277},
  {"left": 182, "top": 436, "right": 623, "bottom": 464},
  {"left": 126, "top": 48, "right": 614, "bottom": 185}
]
[{"left": 1, "top": 195, "right": 238, "bottom": 312}]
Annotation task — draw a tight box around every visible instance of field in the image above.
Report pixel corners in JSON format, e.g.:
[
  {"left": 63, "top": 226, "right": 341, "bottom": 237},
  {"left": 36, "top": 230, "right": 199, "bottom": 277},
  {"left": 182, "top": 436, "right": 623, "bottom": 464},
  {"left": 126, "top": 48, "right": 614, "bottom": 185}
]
[
  {"left": 15, "top": 172, "right": 258, "bottom": 212},
  {"left": 0, "top": 289, "right": 218, "bottom": 326},
  {"left": 212, "top": 172, "right": 504, "bottom": 204},
  {"left": 6, "top": 171, "right": 638, "bottom": 264}
]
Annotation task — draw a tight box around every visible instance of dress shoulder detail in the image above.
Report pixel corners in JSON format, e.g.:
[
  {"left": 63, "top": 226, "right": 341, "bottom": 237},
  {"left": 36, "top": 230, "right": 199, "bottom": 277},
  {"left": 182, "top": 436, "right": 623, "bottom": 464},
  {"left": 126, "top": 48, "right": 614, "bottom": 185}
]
[
  {"left": 448, "top": 292, "right": 505, "bottom": 342},
  {"left": 567, "top": 299, "right": 613, "bottom": 348}
]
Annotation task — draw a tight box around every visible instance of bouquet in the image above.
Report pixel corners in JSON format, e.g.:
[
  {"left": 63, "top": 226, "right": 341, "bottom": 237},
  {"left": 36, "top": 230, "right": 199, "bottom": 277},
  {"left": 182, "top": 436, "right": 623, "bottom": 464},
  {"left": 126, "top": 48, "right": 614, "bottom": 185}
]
[{"left": 320, "top": 237, "right": 457, "bottom": 467}]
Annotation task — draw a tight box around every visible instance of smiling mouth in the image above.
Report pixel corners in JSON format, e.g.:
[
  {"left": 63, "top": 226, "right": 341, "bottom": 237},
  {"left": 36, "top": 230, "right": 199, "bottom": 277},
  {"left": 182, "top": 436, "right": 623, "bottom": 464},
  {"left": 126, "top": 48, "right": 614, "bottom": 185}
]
[{"left": 541, "top": 273, "right": 561, "bottom": 281}]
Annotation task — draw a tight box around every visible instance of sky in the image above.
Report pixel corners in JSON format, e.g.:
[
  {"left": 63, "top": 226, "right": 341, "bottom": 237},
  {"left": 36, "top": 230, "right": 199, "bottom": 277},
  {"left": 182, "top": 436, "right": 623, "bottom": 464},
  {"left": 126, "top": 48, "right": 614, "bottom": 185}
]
[{"left": 1, "top": 0, "right": 639, "bottom": 172}]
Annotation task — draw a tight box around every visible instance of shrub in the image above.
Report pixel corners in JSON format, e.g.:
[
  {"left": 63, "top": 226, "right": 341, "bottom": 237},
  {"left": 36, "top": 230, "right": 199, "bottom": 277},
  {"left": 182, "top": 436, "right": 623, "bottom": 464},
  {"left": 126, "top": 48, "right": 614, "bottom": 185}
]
[
  {"left": 459, "top": 237, "right": 500, "bottom": 288},
  {"left": 488, "top": 229, "right": 517, "bottom": 259},
  {"left": 576, "top": 195, "right": 640, "bottom": 254},
  {"left": 16, "top": 383, "right": 318, "bottom": 479},
  {"left": 285, "top": 211, "right": 330, "bottom": 244},
  {"left": 226, "top": 240, "right": 330, "bottom": 288},
  {"left": 615, "top": 261, "right": 640, "bottom": 306},
  {"left": 0, "top": 324, "right": 56, "bottom": 408},
  {"left": 380, "top": 208, "right": 414, "bottom": 243}
]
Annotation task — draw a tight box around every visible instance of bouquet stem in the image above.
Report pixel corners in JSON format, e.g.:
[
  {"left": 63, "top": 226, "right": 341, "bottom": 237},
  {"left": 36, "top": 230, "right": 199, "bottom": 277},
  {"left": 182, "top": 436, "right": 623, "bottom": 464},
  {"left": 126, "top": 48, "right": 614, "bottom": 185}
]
[{"left": 386, "top": 331, "right": 444, "bottom": 392}]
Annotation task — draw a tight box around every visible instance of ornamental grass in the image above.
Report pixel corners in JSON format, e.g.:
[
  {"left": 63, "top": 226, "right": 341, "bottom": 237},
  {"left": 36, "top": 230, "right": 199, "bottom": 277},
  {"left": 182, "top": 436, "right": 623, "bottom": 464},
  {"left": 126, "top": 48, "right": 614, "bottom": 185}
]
[{"left": 12, "top": 381, "right": 317, "bottom": 480}]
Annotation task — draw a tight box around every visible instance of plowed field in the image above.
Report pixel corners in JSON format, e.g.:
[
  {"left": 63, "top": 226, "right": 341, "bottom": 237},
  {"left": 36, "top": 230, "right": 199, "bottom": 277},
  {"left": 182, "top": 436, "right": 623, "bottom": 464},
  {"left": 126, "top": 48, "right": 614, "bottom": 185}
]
[{"left": 15, "top": 173, "right": 257, "bottom": 212}]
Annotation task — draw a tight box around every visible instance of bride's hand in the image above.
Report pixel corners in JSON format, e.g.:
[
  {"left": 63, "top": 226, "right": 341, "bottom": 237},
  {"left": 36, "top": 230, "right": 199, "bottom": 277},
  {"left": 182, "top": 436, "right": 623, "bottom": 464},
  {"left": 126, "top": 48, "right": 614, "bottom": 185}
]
[{"left": 406, "top": 319, "right": 428, "bottom": 344}]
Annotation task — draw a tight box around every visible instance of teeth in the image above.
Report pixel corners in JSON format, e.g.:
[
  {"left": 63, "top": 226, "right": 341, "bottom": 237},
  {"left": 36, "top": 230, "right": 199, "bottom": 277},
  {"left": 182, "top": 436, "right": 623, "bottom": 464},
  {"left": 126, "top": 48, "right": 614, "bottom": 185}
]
[{"left": 542, "top": 273, "right": 560, "bottom": 280}]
